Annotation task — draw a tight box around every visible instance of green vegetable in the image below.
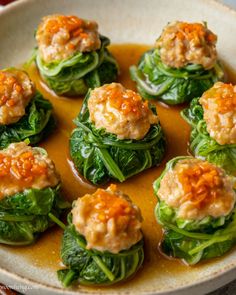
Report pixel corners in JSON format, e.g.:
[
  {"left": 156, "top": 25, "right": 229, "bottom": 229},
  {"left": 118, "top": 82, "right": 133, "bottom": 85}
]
[
  {"left": 0, "top": 92, "right": 56, "bottom": 149},
  {"left": 69, "top": 90, "right": 165, "bottom": 185},
  {"left": 0, "top": 185, "right": 70, "bottom": 245},
  {"left": 57, "top": 214, "right": 144, "bottom": 287},
  {"left": 35, "top": 36, "right": 119, "bottom": 96},
  {"left": 130, "top": 49, "right": 224, "bottom": 105},
  {"left": 153, "top": 156, "right": 236, "bottom": 265},
  {"left": 181, "top": 98, "right": 236, "bottom": 174}
]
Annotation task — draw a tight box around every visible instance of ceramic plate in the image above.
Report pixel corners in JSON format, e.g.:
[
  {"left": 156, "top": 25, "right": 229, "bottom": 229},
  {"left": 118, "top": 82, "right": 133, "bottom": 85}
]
[{"left": 0, "top": 0, "right": 236, "bottom": 294}]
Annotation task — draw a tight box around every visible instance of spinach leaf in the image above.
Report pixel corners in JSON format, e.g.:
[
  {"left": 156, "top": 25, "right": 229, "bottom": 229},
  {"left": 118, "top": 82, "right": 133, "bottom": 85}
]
[
  {"left": 69, "top": 91, "right": 165, "bottom": 184},
  {"left": 181, "top": 98, "right": 236, "bottom": 174},
  {"left": 155, "top": 200, "right": 230, "bottom": 233},
  {"left": 57, "top": 215, "right": 144, "bottom": 287},
  {"left": 153, "top": 156, "right": 236, "bottom": 264},
  {"left": 130, "top": 49, "right": 224, "bottom": 105},
  {"left": 36, "top": 36, "right": 119, "bottom": 96},
  {"left": 160, "top": 218, "right": 236, "bottom": 265},
  {"left": 0, "top": 185, "right": 70, "bottom": 245},
  {"left": 0, "top": 92, "right": 55, "bottom": 149},
  {"left": 0, "top": 187, "right": 59, "bottom": 214}
]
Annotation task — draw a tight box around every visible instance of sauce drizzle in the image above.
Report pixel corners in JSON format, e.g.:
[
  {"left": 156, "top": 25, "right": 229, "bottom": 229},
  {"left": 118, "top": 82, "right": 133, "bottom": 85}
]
[{"left": 2, "top": 44, "right": 229, "bottom": 292}]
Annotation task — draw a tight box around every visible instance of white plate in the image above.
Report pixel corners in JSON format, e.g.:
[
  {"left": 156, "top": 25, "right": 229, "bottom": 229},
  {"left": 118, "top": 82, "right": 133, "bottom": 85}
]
[{"left": 0, "top": 1, "right": 236, "bottom": 295}]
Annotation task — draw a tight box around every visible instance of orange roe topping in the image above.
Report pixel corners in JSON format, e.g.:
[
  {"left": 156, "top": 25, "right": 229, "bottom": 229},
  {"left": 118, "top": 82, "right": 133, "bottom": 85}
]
[
  {"left": 90, "top": 185, "right": 136, "bottom": 223},
  {"left": 45, "top": 15, "right": 89, "bottom": 40},
  {"left": 105, "top": 84, "right": 149, "bottom": 118},
  {"left": 178, "top": 162, "right": 223, "bottom": 209},
  {"left": 0, "top": 151, "right": 47, "bottom": 184},
  {"left": 175, "top": 22, "right": 216, "bottom": 43},
  {"left": 0, "top": 71, "right": 23, "bottom": 107},
  {"left": 201, "top": 82, "right": 236, "bottom": 114}
]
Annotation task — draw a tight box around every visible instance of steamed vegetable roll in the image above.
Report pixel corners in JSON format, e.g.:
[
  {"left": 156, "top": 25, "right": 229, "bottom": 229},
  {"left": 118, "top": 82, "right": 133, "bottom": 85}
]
[
  {"left": 0, "top": 68, "right": 55, "bottom": 149},
  {"left": 130, "top": 21, "right": 224, "bottom": 104},
  {"left": 154, "top": 156, "right": 236, "bottom": 265},
  {"left": 0, "top": 142, "right": 68, "bottom": 245},
  {"left": 58, "top": 184, "right": 144, "bottom": 287},
  {"left": 35, "top": 14, "right": 118, "bottom": 96},
  {"left": 182, "top": 82, "right": 236, "bottom": 174},
  {"left": 70, "top": 83, "right": 165, "bottom": 184}
]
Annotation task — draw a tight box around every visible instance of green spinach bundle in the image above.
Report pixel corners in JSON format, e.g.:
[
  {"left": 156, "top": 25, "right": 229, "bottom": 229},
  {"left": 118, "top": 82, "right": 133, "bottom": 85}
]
[
  {"left": 130, "top": 49, "right": 224, "bottom": 105},
  {"left": 181, "top": 98, "right": 236, "bottom": 174},
  {"left": 69, "top": 91, "right": 165, "bottom": 185},
  {"left": 57, "top": 214, "right": 144, "bottom": 287},
  {"left": 0, "top": 92, "right": 55, "bottom": 149},
  {"left": 0, "top": 184, "right": 69, "bottom": 245},
  {"left": 153, "top": 156, "right": 236, "bottom": 265},
  {"left": 35, "top": 36, "right": 118, "bottom": 96}
]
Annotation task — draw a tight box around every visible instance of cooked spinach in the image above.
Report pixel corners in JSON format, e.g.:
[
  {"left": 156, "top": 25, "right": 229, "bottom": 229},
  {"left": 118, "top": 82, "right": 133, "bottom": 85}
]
[
  {"left": 130, "top": 49, "right": 224, "bottom": 105},
  {"left": 181, "top": 98, "right": 236, "bottom": 174},
  {"left": 0, "top": 185, "right": 70, "bottom": 245},
  {"left": 57, "top": 214, "right": 144, "bottom": 287},
  {"left": 0, "top": 92, "right": 55, "bottom": 149},
  {"left": 35, "top": 36, "right": 119, "bottom": 96},
  {"left": 69, "top": 90, "right": 165, "bottom": 185},
  {"left": 153, "top": 156, "right": 236, "bottom": 265}
]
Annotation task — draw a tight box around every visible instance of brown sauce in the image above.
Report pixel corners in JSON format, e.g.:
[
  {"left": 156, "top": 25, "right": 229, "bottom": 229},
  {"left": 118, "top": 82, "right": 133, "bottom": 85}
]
[{"left": 2, "top": 44, "right": 231, "bottom": 291}]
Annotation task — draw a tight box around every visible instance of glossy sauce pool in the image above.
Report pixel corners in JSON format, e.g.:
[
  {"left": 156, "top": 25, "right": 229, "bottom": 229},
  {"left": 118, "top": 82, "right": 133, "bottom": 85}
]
[{"left": 2, "top": 44, "right": 231, "bottom": 292}]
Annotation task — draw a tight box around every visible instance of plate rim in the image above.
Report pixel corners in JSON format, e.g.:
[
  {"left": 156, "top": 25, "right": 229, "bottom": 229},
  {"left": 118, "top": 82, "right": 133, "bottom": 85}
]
[
  {"left": 0, "top": 0, "right": 236, "bottom": 294},
  {"left": 1, "top": 255, "right": 236, "bottom": 295}
]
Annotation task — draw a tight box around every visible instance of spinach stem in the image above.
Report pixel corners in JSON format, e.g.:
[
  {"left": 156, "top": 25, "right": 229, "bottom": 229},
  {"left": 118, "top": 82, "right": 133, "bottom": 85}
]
[
  {"left": 165, "top": 222, "right": 213, "bottom": 239},
  {"left": 62, "top": 269, "right": 77, "bottom": 287},
  {"left": 48, "top": 213, "right": 66, "bottom": 230},
  {"left": 96, "top": 148, "right": 125, "bottom": 182},
  {"left": 92, "top": 256, "right": 115, "bottom": 281},
  {"left": 188, "top": 234, "right": 232, "bottom": 255}
]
